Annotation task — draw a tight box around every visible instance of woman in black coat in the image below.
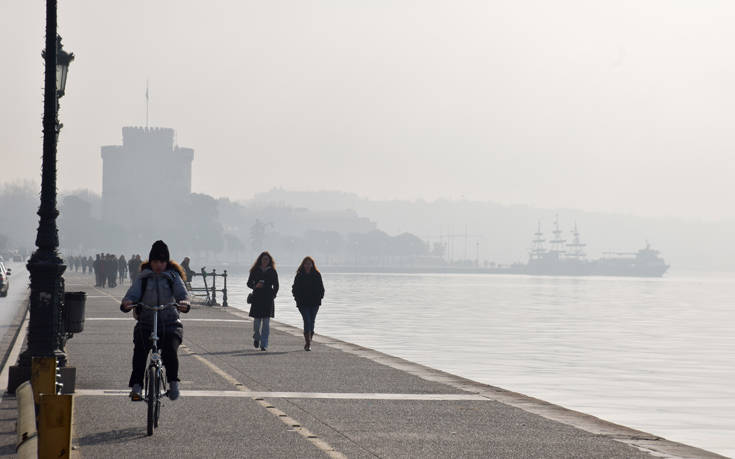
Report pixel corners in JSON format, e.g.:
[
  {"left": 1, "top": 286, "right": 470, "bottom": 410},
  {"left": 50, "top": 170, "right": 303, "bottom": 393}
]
[
  {"left": 247, "top": 251, "right": 279, "bottom": 351},
  {"left": 291, "top": 256, "right": 324, "bottom": 351}
]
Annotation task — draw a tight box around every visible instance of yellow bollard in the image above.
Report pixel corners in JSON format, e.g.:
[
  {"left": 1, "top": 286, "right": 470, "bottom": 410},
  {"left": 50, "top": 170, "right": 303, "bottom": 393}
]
[
  {"left": 38, "top": 393, "right": 74, "bottom": 459},
  {"left": 15, "top": 381, "right": 38, "bottom": 458},
  {"left": 31, "top": 357, "right": 57, "bottom": 404},
  {"left": 32, "top": 357, "right": 74, "bottom": 458}
]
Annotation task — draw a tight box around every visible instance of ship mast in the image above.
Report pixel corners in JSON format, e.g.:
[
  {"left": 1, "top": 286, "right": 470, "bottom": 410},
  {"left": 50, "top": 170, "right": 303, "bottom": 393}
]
[
  {"left": 548, "top": 214, "right": 566, "bottom": 259},
  {"left": 566, "top": 222, "right": 586, "bottom": 260},
  {"left": 530, "top": 220, "right": 546, "bottom": 260}
]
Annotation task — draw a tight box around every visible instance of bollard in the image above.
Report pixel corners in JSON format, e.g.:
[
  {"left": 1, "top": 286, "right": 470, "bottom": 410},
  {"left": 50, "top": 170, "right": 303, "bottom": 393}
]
[
  {"left": 16, "top": 381, "right": 38, "bottom": 458},
  {"left": 38, "top": 394, "right": 73, "bottom": 459},
  {"left": 31, "top": 357, "right": 57, "bottom": 405}
]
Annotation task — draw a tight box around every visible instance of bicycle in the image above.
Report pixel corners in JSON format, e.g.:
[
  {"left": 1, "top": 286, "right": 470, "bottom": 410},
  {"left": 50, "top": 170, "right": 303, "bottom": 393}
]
[{"left": 135, "top": 302, "right": 179, "bottom": 436}]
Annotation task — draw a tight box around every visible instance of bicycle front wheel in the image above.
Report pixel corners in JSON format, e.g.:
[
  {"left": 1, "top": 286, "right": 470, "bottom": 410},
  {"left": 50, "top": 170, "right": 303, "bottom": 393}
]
[
  {"left": 146, "top": 366, "right": 157, "bottom": 436},
  {"left": 154, "top": 369, "right": 162, "bottom": 427}
]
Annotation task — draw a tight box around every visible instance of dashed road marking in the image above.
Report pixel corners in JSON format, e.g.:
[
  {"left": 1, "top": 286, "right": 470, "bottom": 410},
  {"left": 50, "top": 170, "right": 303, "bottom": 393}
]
[{"left": 180, "top": 344, "right": 347, "bottom": 458}]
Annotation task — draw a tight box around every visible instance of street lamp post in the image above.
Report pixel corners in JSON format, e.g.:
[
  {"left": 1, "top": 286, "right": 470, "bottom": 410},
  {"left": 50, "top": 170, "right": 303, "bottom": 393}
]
[{"left": 8, "top": 0, "right": 74, "bottom": 392}]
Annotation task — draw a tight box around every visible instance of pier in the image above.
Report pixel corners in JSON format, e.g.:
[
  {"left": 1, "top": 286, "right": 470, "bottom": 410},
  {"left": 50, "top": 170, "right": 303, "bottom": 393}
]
[{"left": 0, "top": 272, "right": 724, "bottom": 458}]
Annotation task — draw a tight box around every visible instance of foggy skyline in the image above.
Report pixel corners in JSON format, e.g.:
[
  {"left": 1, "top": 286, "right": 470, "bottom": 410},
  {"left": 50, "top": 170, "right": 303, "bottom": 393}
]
[{"left": 2, "top": 1, "right": 734, "bottom": 221}]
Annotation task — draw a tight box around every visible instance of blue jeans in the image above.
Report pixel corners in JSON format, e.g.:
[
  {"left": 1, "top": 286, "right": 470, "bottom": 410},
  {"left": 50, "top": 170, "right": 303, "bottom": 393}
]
[
  {"left": 298, "top": 306, "right": 319, "bottom": 335},
  {"left": 253, "top": 318, "right": 270, "bottom": 349}
]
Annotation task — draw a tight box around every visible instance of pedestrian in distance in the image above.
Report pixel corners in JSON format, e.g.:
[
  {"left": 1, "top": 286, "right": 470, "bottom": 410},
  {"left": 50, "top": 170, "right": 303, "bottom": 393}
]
[
  {"left": 292, "top": 256, "right": 325, "bottom": 351},
  {"left": 95, "top": 254, "right": 105, "bottom": 287},
  {"left": 106, "top": 254, "right": 117, "bottom": 288},
  {"left": 247, "top": 251, "right": 279, "bottom": 351},
  {"left": 93, "top": 255, "right": 100, "bottom": 284},
  {"left": 121, "top": 240, "right": 190, "bottom": 401},
  {"left": 118, "top": 254, "right": 127, "bottom": 284},
  {"left": 128, "top": 255, "right": 140, "bottom": 283},
  {"left": 101, "top": 254, "right": 108, "bottom": 288},
  {"left": 180, "top": 257, "right": 195, "bottom": 286}
]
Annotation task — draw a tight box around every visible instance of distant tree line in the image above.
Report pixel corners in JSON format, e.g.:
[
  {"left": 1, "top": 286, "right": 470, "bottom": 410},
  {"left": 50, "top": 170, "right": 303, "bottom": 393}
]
[{"left": 0, "top": 185, "right": 439, "bottom": 266}]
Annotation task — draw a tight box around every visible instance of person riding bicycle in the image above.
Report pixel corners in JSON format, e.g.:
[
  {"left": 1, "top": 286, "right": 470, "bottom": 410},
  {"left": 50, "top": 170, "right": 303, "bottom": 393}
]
[{"left": 121, "top": 240, "right": 190, "bottom": 401}]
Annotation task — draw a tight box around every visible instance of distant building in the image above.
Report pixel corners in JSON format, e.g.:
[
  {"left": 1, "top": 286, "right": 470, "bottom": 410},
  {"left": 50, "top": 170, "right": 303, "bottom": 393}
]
[{"left": 101, "top": 126, "right": 193, "bottom": 226}]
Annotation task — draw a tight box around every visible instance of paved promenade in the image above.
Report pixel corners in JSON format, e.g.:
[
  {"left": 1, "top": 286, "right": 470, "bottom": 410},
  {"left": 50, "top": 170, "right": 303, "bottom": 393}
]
[{"left": 0, "top": 273, "right": 726, "bottom": 458}]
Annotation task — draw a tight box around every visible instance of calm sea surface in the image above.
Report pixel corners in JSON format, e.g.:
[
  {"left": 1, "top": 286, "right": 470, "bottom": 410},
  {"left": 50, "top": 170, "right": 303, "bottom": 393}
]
[{"left": 222, "top": 271, "right": 734, "bottom": 457}]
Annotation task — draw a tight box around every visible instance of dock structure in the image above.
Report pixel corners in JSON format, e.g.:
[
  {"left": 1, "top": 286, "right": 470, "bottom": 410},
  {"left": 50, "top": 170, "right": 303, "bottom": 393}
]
[{"left": 0, "top": 273, "right": 724, "bottom": 458}]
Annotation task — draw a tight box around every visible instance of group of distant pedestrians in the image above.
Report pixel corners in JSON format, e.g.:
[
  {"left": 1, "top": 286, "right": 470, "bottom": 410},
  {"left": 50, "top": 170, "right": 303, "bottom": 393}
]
[
  {"left": 67, "top": 252, "right": 181, "bottom": 289},
  {"left": 79, "top": 253, "right": 145, "bottom": 288},
  {"left": 66, "top": 255, "right": 95, "bottom": 274}
]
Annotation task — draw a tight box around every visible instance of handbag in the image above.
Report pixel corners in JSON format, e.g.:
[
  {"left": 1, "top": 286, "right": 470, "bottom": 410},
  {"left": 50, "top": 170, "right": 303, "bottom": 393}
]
[{"left": 246, "top": 292, "right": 253, "bottom": 304}]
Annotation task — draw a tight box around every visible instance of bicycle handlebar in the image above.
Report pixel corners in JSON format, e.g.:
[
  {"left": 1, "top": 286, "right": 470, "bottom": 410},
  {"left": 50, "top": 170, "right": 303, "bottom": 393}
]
[{"left": 134, "top": 302, "right": 181, "bottom": 311}]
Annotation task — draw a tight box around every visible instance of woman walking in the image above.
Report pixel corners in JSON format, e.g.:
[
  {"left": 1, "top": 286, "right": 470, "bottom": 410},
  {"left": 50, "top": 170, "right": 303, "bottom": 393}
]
[
  {"left": 247, "top": 251, "right": 279, "bottom": 351},
  {"left": 291, "top": 256, "right": 325, "bottom": 351}
]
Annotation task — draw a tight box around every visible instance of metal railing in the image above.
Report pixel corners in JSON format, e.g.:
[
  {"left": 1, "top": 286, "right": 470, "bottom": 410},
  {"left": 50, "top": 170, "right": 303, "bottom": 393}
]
[{"left": 189, "top": 267, "right": 228, "bottom": 307}]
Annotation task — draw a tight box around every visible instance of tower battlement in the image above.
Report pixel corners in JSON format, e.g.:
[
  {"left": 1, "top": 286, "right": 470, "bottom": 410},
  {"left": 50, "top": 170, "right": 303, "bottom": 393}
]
[{"left": 122, "top": 126, "right": 175, "bottom": 151}]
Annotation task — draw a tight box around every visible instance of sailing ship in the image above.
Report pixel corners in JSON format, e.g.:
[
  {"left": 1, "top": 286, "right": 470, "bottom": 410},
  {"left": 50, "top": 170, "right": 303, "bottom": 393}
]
[{"left": 525, "top": 217, "right": 669, "bottom": 277}]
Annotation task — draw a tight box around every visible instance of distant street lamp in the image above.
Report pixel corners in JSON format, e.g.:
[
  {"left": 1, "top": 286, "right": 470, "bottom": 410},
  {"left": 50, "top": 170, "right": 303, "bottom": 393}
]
[{"left": 9, "top": 0, "right": 74, "bottom": 392}]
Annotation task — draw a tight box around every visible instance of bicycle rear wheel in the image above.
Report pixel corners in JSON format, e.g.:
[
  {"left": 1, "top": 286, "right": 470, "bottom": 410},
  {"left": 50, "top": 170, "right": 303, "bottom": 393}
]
[{"left": 146, "top": 366, "right": 156, "bottom": 436}]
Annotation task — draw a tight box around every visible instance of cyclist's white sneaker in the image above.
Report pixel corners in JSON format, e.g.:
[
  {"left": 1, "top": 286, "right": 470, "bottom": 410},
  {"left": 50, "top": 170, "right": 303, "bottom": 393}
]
[
  {"left": 168, "top": 381, "right": 180, "bottom": 400},
  {"left": 130, "top": 384, "right": 142, "bottom": 401}
]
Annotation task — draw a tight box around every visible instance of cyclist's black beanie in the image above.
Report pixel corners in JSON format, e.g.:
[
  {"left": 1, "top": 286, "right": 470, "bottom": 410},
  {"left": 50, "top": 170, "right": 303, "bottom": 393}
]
[{"left": 149, "top": 240, "right": 170, "bottom": 262}]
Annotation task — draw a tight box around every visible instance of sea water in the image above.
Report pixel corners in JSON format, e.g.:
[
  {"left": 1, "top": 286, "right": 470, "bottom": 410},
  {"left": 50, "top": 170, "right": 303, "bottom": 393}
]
[{"left": 221, "top": 270, "right": 734, "bottom": 457}]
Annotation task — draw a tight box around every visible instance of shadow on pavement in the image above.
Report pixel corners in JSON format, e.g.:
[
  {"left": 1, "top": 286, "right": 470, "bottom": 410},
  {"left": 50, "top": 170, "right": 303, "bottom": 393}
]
[{"left": 77, "top": 427, "right": 147, "bottom": 446}]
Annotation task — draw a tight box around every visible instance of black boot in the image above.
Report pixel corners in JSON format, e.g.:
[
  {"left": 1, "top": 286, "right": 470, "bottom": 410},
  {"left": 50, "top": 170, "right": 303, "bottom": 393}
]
[{"left": 304, "top": 332, "right": 311, "bottom": 351}]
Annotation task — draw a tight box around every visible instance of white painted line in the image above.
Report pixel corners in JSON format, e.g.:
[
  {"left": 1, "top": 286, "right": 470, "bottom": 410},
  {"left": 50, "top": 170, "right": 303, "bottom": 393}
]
[
  {"left": 86, "top": 318, "right": 134, "bottom": 321},
  {"left": 74, "top": 389, "right": 488, "bottom": 400},
  {"left": 85, "top": 318, "right": 248, "bottom": 323},
  {"left": 181, "top": 319, "right": 249, "bottom": 323}
]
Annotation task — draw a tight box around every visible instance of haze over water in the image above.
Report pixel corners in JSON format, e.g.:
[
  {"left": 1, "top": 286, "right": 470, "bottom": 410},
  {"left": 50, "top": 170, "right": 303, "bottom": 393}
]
[{"left": 224, "top": 271, "right": 735, "bottom": 457}]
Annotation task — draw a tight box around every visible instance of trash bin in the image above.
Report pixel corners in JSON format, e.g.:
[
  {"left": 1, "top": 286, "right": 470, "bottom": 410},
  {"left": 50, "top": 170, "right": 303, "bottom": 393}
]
[{"left": 63, "top": 291, "right": 86, "bottom": 333}]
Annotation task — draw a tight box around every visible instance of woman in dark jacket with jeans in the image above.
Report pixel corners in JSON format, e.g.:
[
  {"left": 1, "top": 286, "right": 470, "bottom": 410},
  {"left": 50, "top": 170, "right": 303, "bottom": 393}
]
[
  {"left": 291, "top": 256, "right": 325, "bottom": 351},
  {"left": 247, "top": 251, "right": 279, "bottom": 351}
]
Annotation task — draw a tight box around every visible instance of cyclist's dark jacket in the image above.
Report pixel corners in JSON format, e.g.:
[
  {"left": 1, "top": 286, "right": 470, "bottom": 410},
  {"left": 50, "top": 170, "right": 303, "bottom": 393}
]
[{"left": 121, "top": 261, "right": 190, "bottom": 328}]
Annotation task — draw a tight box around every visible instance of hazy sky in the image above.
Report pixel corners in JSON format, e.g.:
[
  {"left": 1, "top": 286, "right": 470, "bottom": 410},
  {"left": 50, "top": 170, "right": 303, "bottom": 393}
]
[{"left": 2, "top": 1, "right": 734, "bottom": 221}]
